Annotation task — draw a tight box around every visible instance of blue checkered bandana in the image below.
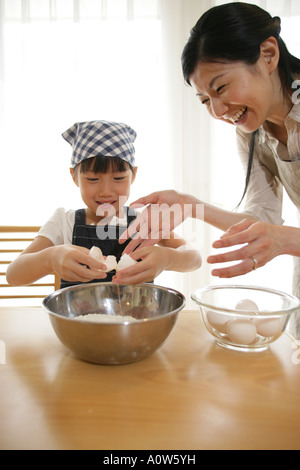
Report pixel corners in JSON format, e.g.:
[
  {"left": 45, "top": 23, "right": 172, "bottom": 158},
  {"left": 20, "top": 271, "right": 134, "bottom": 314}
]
[{"left": 62, "top": 120, "right": 137, "bottom": 168}]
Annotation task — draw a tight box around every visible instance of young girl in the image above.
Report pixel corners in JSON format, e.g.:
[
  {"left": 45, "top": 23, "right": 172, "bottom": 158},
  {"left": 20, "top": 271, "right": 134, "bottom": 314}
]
[{"left": 6, "top": 120, "right": 201, "bottom": 288}]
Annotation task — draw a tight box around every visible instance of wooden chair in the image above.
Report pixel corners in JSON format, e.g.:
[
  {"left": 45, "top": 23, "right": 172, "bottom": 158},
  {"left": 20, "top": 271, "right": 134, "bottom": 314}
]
[{"left": 0, "top": 226, "right": 60, "bottom": 306}]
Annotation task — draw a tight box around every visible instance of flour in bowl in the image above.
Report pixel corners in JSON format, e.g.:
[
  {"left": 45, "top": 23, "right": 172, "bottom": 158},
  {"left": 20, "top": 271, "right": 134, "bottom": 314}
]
[{"left": 74, "top": 313, "right": 138, "bottom": 323}]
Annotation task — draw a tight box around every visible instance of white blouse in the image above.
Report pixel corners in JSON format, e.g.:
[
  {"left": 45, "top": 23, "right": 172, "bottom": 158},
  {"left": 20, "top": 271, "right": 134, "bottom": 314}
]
[
  {"left": 236, "top": 102, "right": 300, "bottom": 337},
  {"left": 237, "top": 102, "right": 300, "bottom": 225}
]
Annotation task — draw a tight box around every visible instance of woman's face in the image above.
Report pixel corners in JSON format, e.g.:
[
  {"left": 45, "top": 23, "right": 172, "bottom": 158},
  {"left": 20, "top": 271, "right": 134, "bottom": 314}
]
[{"left": 189, "top": 58, "right": 278, "bottom": 133}]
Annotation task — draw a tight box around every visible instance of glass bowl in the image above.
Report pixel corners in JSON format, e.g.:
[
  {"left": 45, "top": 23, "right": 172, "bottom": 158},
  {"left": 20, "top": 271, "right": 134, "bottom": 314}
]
[{"left": 191, "top": 285, "right": 300, "bottom": 352}]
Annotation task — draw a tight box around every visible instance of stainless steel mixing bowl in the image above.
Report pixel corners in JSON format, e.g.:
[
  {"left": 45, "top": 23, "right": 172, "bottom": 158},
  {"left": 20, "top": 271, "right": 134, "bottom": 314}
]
[{"left": 42, "top": 282, "right": 186, "bottom": 365}]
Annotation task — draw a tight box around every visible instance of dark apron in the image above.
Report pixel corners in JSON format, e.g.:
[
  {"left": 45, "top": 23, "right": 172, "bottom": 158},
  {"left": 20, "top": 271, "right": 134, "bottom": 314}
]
[{"left": 60, "top": 207, "right": 137, "bottom": 289}]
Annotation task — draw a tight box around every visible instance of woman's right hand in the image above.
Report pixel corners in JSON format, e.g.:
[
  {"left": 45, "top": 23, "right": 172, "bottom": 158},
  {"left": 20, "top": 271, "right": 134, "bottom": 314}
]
[
  {"left": 51, "top": 245, "right": 107, "bottom": 283},
  {"left": 119, "top": 190, "right": 194, "bottom": 254}
]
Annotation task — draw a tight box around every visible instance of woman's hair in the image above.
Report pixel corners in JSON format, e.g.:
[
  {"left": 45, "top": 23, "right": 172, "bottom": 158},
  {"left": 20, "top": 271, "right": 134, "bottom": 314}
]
[
  {"left": 181, "top": 2, "right": 300, "bottom": 206},
  {"left": 74, "top": 156, "right": 135, "bottom": 176}
]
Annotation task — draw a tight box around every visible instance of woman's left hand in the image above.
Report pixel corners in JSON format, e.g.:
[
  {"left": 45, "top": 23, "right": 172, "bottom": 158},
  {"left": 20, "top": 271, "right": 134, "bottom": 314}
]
[{"left": 207, "top": 219, "right": 285, "bottom": 278}]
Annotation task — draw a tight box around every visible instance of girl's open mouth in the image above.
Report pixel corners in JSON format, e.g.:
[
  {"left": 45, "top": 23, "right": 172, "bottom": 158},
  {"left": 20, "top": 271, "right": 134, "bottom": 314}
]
[{"left": 97, "top": 201, "right": 116, "bottom": 207}]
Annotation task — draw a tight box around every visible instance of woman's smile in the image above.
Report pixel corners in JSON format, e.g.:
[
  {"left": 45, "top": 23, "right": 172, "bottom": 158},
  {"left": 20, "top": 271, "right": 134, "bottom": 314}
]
[
  {"left": 189, "top": 59, "right": 282, "bottom": 133},
  {"left": 230, "top": 105, "right": 248, "bottom": 124}
]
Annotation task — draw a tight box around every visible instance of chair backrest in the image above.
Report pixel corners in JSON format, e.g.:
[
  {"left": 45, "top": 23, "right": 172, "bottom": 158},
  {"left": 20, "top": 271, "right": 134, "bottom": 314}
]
[{"left": 0, "top": 226, "right": 60, "bottom": 307}]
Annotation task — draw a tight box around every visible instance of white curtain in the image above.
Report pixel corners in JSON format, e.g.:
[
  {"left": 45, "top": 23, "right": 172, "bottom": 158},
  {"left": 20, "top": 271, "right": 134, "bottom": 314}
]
[
  {"left": 0, "top": 0, "right": 167, "bottom": 225},
  {"left": 0, "top": 0, "right": 299, "bottom": 307},
  {"left": 159, "top": 0, "right": 215, "bottom": 302}
]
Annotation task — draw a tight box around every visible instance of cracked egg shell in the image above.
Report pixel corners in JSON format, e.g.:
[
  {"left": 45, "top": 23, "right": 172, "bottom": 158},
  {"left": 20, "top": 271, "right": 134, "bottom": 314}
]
[
  {"left": 117, "top": 254, "right": 137, "bottom": 271},
  {"left": 89, "top": 246, "right": 104, "bottom": 262},
  {"left": 104, "top": 255, "right": 118, "bottom": 272}
]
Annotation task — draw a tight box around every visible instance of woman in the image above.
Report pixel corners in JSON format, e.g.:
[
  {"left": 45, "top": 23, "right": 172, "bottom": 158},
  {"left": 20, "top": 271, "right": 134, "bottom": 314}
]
[{"left": 119, "top": 2, "right": 300, "bottom": 332}]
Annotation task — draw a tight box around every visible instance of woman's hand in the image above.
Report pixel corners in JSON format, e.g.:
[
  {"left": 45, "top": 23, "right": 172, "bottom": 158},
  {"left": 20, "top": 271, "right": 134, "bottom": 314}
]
[
  {"left": 112, "top": 246, "right": 171, "bottom": 284},
  {"left": 51, "top": 245, "right": 107, "bottom": 283},
  {"left": 119, "top": 190, "right": 193, "bottom": 254},
  {"left": 207, "top": 219, "right": 286, "bottom": 278}
]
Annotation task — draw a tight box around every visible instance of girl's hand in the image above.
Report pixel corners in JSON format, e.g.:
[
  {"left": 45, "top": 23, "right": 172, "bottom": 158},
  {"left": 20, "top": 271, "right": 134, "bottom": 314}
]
[
  {"left": 207, "top": 219, "right": 285, "bottom": 278},
  {"left": 51, "top": 245, "right": 107, "bottom": 283},
  {"left": 112, "top": 246, "right": 170, "bottom": 284}
]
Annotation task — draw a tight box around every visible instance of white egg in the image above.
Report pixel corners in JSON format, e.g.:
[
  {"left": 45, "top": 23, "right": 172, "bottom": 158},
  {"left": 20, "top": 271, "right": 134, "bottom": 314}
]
[
  {"left": 235, "top": 299, "right": 259, "bottom": 312},
  {"left": 89, "top": 248, "right": 137, "bottom": 273},
  {"left": 104, "top": 255, "right": 118, "bottom": 272},
  {"left": 226, "top": 319, "right": 257, "bottom": 345},
  {"left": 255, "top": 318, "right": 282, "bottom": 338},
  {"left": 117, "top": 254, "right": 137, "bottom": 271},
  {"left": 89, "top": 246, "right": 104, "bottom": 262},
  {"left": 207, "top": 310, "right": 231, "bottom": 334}
]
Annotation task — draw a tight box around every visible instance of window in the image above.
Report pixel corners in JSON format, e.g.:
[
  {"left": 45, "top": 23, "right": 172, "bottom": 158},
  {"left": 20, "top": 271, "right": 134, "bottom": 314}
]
[{"left": 0, "top": 0, "right": 165, "bottom": 226}]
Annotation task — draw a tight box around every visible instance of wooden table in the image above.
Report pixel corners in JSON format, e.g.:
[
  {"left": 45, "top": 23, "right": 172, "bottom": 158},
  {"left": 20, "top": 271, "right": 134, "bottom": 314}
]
[{"left": 0, "top": 307, "right": 299, "bottom": 450}]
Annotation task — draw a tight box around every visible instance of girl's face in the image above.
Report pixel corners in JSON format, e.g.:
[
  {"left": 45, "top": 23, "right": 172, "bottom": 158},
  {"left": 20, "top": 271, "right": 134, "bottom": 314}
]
[
  {"left": 189, "top": 55, "right": 281, "bottom": 133},
  {"left": 71, "top": 166, "right": 137, "bottom": 223}
]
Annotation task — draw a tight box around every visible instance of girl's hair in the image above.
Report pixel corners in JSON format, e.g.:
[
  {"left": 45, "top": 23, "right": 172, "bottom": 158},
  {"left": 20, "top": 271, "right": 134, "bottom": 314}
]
[
  {"left": 74, "top": 156, "right": 135, "bottom": 176},
  {"left": 181, "top": 2, "right": 300, "bottom": 206}
]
